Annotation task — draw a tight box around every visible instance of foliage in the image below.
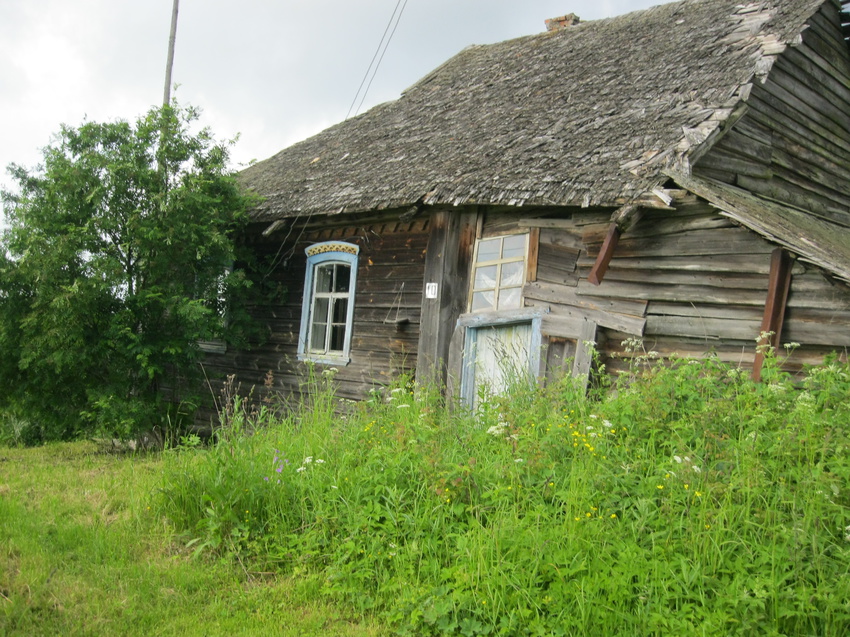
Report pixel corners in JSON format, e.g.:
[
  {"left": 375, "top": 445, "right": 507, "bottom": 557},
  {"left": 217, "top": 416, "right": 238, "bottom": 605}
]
[
  {"left": 158, "top": 354, "right": 850, "bottom": 636},
  {"left": 0, "top": 441, "right": 380, "bottom": 636},
  {"left": 0, "top": 103, "right": 254, "bottom": 441}
]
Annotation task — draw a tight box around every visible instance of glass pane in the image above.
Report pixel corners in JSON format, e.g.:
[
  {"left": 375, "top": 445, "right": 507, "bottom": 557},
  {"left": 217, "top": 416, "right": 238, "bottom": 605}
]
[
  {"left": 471, "top": 290, "right": 495, "bottom": 312},
  {"left": 502, "top": 234, "right": 526, "bottom": 260},
  {"left": 310, "top": 322, "right": 327, "bottom": 350},
  {"left": 330, "top": 325, "right": 346, "bottom": 351},
  {"left": 313, "top": 297, "right": 330, "bottom": 322},
  {"left": 500, "top": 261, "right": 525, "bottom": 287},
  {"left": 334, "top": 264, "right": 351, "bottom": 293},
  {"left": 315, "top": 265, "right": 333, "bottom": 293},
  {"left": 473, "top": 265, "right": 497, "bottom": 290},
  {"left": 476, "top": 238, "right": 500, "bottom": 263},
  {"left": 498, "top": 287, "right": 522, "bottom": 310},
  {"left": 332, "top": 297, "right": 348, "bottom": 323}
]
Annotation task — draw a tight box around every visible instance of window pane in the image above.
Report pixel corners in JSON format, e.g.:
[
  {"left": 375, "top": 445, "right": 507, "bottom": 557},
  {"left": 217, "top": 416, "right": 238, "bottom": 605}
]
[
  {"left": 330, "top": 325, "right": 346, "bottom": 351},
  {"left": 502, "top": 234, "right": 526, "bottom": 259},
  {"left": 473, "top": 265, "right": 497, "bottom": 290},
  {"left": 313, "top": 297, "right": 330, "bottom": 322},
  {"left": 500, "top": 261, "right": 524, "bottom": 287},
  {"left": 315, "top": 265, "right": 333, "bottom": 293},
  {"left": 332, "top": 297, "right": 348, "bottom": 323},
  {"left": 310, "top": 322, "right": 327, "bottom": 350},
  {"left": 476, "top": 238, "right": 501, "bottom": 262},
  {"left": 471, "top": 290, "right": 495, "bottom": 312},
  {"left": 498, "top": 287, "right": 522, "bottom": 310},
  {"left": 334, "top": 264, "right": 351, "bottom": 293}
]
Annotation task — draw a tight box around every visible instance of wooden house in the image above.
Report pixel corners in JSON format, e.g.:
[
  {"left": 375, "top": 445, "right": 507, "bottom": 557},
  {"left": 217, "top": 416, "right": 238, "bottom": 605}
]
[{"left": 205, "top": 0, "right": 850, "bottom": 406}]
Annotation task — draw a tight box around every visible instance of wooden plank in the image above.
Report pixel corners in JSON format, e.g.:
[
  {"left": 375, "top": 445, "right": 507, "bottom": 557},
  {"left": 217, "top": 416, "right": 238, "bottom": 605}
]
[
  {"left": 645, "top": 315, "right": 762, "bottom": 341},
  {"left": 600, "top": 269, "right": 769, "bottom": 291},
  {"left": 526, "top": 227, "right": 540, "bottom": 283},
  {"left": 752, "top": 248, "right": 793, "bottom": 381},
  {"left": 648, "top": 302, "right": 764, "bottom": 321},
  {"left": 585, "top": 227, "right": 775, "bottom": 259},
  {"left": 525, "top": 281, "right": 648, "bottom": 317},
  {"left": 575, "top": 254, "right": 789, "bottom": 274},
  {"left": 540, "top": 227, "right": 583, "bottom": 250},
  {"left": 517, "top": 216, "right": 575, "bottom": 229},
  {"left": 574, "top": 279, "right": 771, "bottom": 305},
  {"left": 541, "top": 315, "right": 587, "bottom": 338},
  {"left": 572, "top": 320, "right": 598, "bottom": 390},
  {"left": 525, "top": 298, "right": 645, "bottom": 336},
  {"left": 416, "top": 209, "right": 478, "bottom": 388},
  {"left": 588, "top": 223, "right": 620, "bottom": 285}
]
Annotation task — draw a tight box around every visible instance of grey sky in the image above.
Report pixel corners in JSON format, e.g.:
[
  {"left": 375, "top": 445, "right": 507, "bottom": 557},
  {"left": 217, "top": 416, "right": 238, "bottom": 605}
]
[{"left": 0, "top": 0, "right": 666, "bottom": 185}]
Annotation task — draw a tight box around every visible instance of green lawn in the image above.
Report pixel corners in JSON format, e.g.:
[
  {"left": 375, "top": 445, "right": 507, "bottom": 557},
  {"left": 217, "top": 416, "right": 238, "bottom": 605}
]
[{"left": 0, "top": 442, "right": 380, "bottom": 636}]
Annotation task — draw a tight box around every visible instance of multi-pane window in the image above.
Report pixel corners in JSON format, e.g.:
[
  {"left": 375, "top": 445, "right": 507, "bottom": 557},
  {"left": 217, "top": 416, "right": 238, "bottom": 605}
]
[
  {"left": 308, "top": 262, "right": 351, "bottom": 353},
  {"left": 298, "top": 242, "right": 359, "bottom": 364},
  {"left": 469, "top": 234, "right": 528, "bottom": 312}
]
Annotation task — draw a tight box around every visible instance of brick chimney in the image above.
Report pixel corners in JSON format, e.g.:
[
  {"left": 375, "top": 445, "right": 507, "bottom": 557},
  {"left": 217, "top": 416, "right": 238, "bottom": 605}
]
[{"left": 545, "top": 13, "right": 580, "bottom": 31}]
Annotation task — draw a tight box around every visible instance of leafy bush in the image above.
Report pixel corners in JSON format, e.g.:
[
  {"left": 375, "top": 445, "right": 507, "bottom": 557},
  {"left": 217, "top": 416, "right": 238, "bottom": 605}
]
[
  {"left": 158, "top": 355, "right": 850, "bottom": 635},
  {"left": 0, "top": 102, "right": 254, "bottom": 440}
]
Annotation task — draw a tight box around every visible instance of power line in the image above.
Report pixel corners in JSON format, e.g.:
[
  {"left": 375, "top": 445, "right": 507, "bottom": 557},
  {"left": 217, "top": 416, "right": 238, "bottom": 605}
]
[{"left": 345, "top": 0, "right": 410, "bottom": 120}]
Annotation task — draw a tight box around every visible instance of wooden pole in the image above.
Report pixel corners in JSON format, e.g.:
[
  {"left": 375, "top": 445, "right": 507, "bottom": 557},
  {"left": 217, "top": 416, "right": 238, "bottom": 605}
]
[
  {"left": 163, "top": 0, "right": 180, "bottom": 106},
  {"left": 752, "top": 248, "right": 793, "bottom": 381}
]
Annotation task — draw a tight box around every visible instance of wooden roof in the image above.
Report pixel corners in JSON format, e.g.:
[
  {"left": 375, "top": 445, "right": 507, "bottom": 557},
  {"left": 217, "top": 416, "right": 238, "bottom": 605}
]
[{"left": 242, "top": 0, "right": 826, "bottom": 221}]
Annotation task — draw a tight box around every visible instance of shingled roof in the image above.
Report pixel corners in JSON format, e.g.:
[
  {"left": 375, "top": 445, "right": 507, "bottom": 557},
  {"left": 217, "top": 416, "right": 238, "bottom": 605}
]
[{"left": 241, "top": 0, "right": 826, "bottom": 221}]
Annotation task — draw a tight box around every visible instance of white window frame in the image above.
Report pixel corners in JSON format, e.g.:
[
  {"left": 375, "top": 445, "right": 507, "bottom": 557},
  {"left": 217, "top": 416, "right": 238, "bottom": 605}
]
[
  {"left": 468, "top": 233, "right": 529, "bottom": 313},
  {"left": 297, "top": 241, "right": 359, "bottom": 365}
]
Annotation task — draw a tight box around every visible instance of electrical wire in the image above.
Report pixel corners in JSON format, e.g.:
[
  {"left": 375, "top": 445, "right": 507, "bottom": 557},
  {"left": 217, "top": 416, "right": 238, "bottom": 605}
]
[{"left": 345, "top": 0, "right": 410, "bottom": 120}]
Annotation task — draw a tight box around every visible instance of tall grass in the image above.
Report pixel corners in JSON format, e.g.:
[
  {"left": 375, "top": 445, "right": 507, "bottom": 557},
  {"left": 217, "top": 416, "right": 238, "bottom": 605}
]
[{"left": 158, "top": 353, "right": 850, "bottom": 635}]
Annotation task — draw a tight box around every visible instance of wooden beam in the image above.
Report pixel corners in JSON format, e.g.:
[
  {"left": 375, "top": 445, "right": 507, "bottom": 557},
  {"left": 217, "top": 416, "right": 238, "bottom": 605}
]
[
  {"left": 752, "top": 248, "right": 794, "bottom": 381},
  {"left": 416, "top": 209, "right": 478, "bottom": 389},
  {"left": 587, "top": 222, "right": 620, "bottom": 285},
  {"left": 572, "top": 320, "right": 598, "bottom": 390},
  {"left": 526, "top": 228, "right": 540, "bottom": 283}
]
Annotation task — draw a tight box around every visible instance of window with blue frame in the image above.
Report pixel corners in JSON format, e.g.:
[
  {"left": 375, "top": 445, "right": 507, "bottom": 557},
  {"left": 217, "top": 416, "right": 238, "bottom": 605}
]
[{"left": 297, "top": 242, "right": 359, "bottom": 364}]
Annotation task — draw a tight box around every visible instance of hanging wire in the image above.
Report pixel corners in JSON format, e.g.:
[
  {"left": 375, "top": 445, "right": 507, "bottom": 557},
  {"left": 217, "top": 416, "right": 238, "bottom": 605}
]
[{"left": 345, "top": 0, "right": 410, "bottom": 120}]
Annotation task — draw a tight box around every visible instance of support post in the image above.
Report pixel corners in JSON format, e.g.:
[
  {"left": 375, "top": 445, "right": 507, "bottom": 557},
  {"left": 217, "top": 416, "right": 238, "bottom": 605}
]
[
  {"left": 752, "top": 248, "right": 793, "bottom": 381},
  {"left": 416, "top": 209, "right": 477, "bottom": 389},
  {"left": 588, "top": 223, "right": 621, "bottom": 286}
]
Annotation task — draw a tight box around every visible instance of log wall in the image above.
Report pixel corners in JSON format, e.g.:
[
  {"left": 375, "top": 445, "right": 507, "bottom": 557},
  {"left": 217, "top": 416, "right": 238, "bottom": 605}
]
[
  {"left": 495, "top": 200, "right": 850, "bottom": 381},
  {"left": 200, "top": 213, "right": 429, "bottom": 419},
  {"left": 696, "top": 0, "right": 850, "bottom": 228}
]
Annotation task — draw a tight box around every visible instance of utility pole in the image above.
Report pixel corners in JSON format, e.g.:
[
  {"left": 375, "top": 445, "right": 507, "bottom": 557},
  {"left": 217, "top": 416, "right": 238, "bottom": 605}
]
[{"left": 163, "top": 0, "right": 180, "bottom": 106}]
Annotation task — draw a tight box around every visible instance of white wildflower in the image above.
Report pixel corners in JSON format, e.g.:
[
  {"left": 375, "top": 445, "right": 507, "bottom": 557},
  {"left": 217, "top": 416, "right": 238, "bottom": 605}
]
[
  {"left": 514, "top": 458, "right": 524, "bottom": 463},
  {"left": 603, "top": 420, "right": 613, "bottom": 429},
  {"left": 674, "top": 455, "right": 682, "bottom": 464},
  {"left": 296, "top": 466, "right": 306, "bottom": 473},
  {"left": 586, "top": 425, "right": 595, "bottom": 431},
  {"left": 508, "top": 434, "right": 520, "bottom": 441},
  {"left": 315, "top": 458, "right": 325, "bottom": 464},
  {"left": 390, "top": 387, "right": 405, "bottom": 394},
  {"left": 487, "top": 424, "right": 508, "bottom": 436},
  {"left": 330, "top": 485, "right": 338, "bottom": 489},
  {"left": 303, "top": 456, "right": 313, "bottom": 465},
  {"left": 692, "top": 466, "right": 702, "bottom": 473}
]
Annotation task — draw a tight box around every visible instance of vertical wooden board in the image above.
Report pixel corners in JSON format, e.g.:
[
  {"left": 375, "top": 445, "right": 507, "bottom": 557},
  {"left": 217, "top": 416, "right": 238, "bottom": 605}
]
[
  {"left": 416, "top": 209, "right": 478, "bottom": 389},
  {"left": 527, "top": 227, "right": 540, "bottom": 283},
  {"left": 571, "top": 320, "right": 598, "bottom": 389}
]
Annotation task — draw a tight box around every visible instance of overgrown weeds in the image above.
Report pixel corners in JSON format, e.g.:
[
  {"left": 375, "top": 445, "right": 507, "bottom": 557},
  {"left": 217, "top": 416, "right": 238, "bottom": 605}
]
[{"left": 157, "top": 352, "right": 850, "bottom": 635}]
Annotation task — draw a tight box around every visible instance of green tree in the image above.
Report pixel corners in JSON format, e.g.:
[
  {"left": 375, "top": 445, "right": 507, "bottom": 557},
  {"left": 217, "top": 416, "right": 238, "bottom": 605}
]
[{"left": 0, "top": 103, "right": 253, "bottom": 441}]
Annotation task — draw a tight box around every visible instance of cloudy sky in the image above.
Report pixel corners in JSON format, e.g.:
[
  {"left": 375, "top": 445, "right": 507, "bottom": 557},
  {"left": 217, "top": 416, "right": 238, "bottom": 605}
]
[{"left": 0, "top": 0, "right": 667, "bottom": 186}]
